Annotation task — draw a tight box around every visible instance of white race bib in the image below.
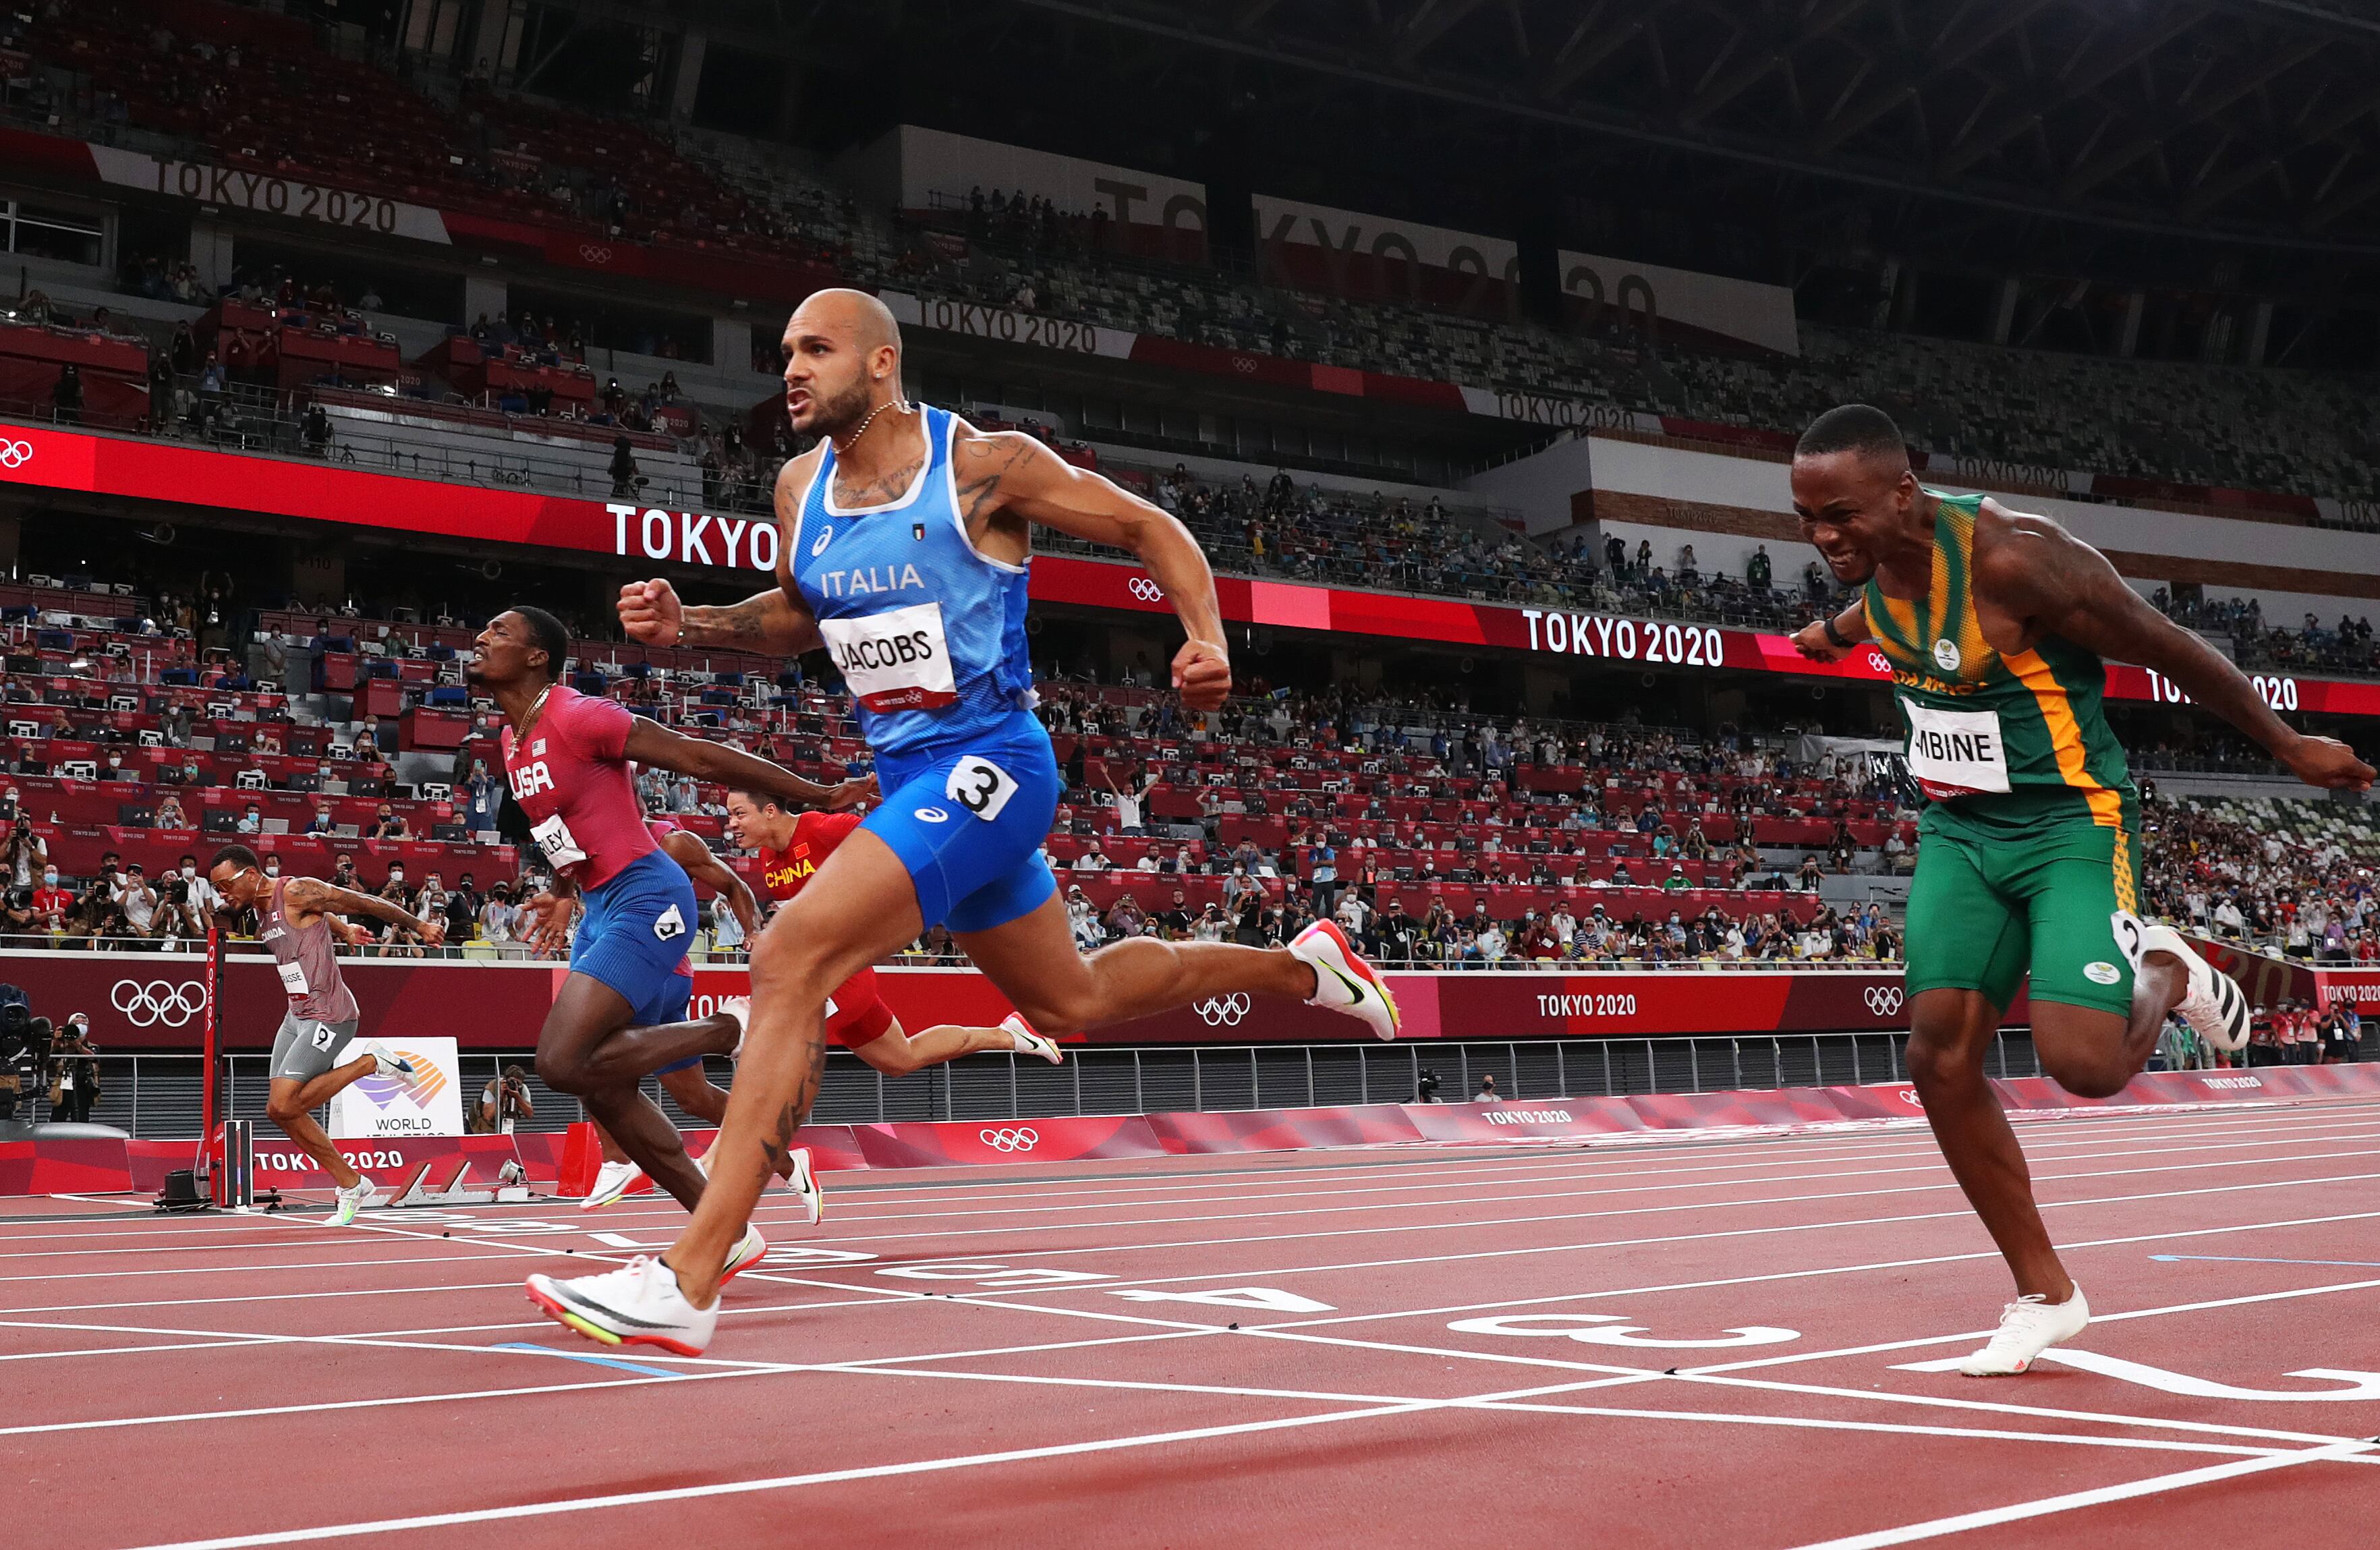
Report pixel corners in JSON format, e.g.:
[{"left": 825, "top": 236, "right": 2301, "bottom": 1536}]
[
  {"left": 275, "top": 958, "right": 310, "bottom": 996},
  {"left": 945, "top": 754, "right": 1019, "bottom": 823},
  {"left": 531, "top": 812, "right": 589, "bottom": 869},
  {"left": 818, "top": 602, "right": 959, "bottom": 712},
  {"left": 1902, "top": 700, "right": 2011, "bottom": 796}
]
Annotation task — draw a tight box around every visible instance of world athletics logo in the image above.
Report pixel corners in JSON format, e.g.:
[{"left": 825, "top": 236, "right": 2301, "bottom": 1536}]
[{"left": 354, "top": 1047, "right": 447, "bottom": 1112}]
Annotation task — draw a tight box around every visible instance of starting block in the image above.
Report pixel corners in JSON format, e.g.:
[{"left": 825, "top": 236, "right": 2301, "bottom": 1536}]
[{"left": 386, "top": 1156, "right": 531, "bottom": 1207}]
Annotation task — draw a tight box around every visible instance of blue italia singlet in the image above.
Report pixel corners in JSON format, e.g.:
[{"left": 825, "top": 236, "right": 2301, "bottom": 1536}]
[
  {"left": 788, "top": 403, "right": 1061, "bottom": 933},
  {"left": 788, "top": 404, "right": 1037, "bottom": 761}
]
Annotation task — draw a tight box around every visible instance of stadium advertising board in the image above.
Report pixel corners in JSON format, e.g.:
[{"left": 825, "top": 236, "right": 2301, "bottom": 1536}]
[
  {"left": 1557, "top": 249, "right": 1802, "bottom": 357},
  {"left": 329, "top": 1036, "right": 465, "bottom": 1139},
  {"left": 87, "top": 144, "right": 453, "bottom": 244},
  {"left": 1252, "top": 195, "right": 1521, "bottom": 312},
  {"left": 6, "top": 422, "right": 2379, "bottom": 716},
  {"left": 7, "top": 950, "right": 1971, "bottom": 1050}
]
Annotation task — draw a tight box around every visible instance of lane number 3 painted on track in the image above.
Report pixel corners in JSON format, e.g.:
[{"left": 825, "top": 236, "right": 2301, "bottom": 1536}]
[{"left": 1448, "top": 1313, "right": 1800, "bottom": 1348}]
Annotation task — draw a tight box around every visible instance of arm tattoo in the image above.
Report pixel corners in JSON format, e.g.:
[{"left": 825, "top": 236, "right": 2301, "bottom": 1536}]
[
  {"left": 953, "top": 438, "right": 1035, "bottom": 536},
  {"left": 690, "top": 596, "right": 774, "bottom": 648}
]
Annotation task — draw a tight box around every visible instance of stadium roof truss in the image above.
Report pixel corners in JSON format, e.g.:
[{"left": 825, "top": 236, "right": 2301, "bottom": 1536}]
[{"left": 946, "top": 0, "right": 2380, "bottom": 258}]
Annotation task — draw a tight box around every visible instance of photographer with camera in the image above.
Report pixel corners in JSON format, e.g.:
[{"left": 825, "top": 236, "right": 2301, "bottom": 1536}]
[
  {"left": 46, "top": 1013, "right": 98, "bottom": 1124},
  {"left": 1, "top": 813, "right": 47, "bottom": 890},
  {"left": 476, "top": 1064, "right": 534, "bottom": 1135}
]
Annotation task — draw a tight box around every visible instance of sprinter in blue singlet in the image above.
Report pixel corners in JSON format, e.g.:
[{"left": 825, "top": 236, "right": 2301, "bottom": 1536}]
[{"left": 538, "top": 289, "right": 1400, "bottom": 1354}]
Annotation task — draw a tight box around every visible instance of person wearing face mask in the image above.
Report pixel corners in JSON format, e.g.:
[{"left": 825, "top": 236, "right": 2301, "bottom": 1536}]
[
  {"left": 177, "top": 855, "right": 219, "bottom": 916},
  {"left": 32, "top": 866, "right": 72, "bottom": 934},
  {"left": 100, "top": 752, "right": 134, "bottom": 784}
]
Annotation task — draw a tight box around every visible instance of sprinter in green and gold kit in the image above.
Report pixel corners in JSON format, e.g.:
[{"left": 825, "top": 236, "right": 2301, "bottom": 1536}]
[{"left": 1787, "top": 404, "right": 2371, "bottom": 1376}]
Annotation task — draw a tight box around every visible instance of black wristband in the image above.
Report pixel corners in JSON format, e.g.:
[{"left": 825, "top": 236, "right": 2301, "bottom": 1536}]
[{"left": 1821, "top": 615, "right": 1852, "bottom": 648}]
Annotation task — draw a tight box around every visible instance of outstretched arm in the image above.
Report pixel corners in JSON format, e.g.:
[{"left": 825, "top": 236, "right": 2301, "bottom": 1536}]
[
  {"left": 1983, "top": 509, "right": 2373, "bottom": 791},
  {"left": 619, "top": 455, "right": 824, "bottom": 655},
  {"left": 658, "top": 829, "right": 762, "bottom": 935},
  {"left": 284, "top": 878, "right": 446, "bottom": 946},
  {"left": 622, "top": 717, "right": 870, "bottom": 813},
  {"left": 954, "top": 430, "right": 1232, "bottom": 710}
]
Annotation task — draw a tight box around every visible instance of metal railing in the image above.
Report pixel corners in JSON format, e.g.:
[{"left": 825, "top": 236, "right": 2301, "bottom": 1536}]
[{"left": 23, "top": 1030, "right": 2051, "bottom": 1138}]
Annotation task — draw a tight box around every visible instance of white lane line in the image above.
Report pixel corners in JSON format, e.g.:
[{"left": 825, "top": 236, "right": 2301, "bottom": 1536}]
[
  {"left": 1672, "top": 1371, "right": 2380, "bottom": 1453},
  {"left": 928, "top": 1174, "right": 2380, "bottom": 1296},
  {"left": 98, "top": 1367, "right": 2358, "bottom": 1550},
  {"left": 1680, "top": 1273, "right": 2380, "bottom": 1378},
  {"left": 1253, "top": 1208, "right": 2380, "bottom": 1330},
  {"left": 0, "top": 1365, "right": 781, "bottom": 1438},
  {"left": 423, "top": 1143, "right": 2380, "bottom": 1258},
  {"left": 1784, "top": 1438, "right": 2377, "bottom": 1549}
]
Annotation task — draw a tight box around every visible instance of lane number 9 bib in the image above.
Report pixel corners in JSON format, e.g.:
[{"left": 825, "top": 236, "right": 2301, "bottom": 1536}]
[
  {"left": 1902, "top": 699, "right": 2011, "bottom": 796},
  {"left": 531, "top": 813, "right": 590, "bottom": 869},
  {"left": 818, "top": 602, "right": 959, "bottom": 713}
]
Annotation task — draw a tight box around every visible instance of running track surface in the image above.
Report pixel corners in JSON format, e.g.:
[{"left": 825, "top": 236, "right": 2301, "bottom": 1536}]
[{"left": 9, "top": 1097, "right": 2380, "bottom": 1549}]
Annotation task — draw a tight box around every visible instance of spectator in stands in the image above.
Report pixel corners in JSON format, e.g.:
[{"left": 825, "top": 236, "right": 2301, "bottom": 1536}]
[
  {"left": 175, "top": 855, "right": 217, "bottom": 916},
  {"left": 366, "top": 802, "right": 409, "bottom": 840},
  {"left": 301, "top": 403, "right": 333, "bottom": 457},
  {"left": 153, "top": 793, "right": 188, "bottom": 830},
  {"left": 1072, "top": 842, "right": 1111, "bottom": 874},
  {"left": 1474, "top": 1074, "right": 1502, "bottom": 1103},
  {"left": 463, "top": 759, "right": 501, "bottom": 832},
  {"left": 479, "top": 883, "right": 518, "bottom": 950},
  {"left": 234, "top": 802, "right": 262, "bottom": 834},
  {"left": 32, "top": 866, "right": 70, "bottom": 936},
  {"left": 306, "top": 803, "right": 336, "bottom": 835},
  {"left": 2, "top": 815, "right": 47, "bottom": 890},
  {"left": 112, "top": 863, "right": 157, "bottom": 938}
]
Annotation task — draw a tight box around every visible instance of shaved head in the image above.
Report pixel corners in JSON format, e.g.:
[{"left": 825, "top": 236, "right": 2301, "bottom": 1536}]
[
  {"left": 793, "top": 287, "right": 902, "bottom": 355},
  {"left": 781, "top": 288, "right": 905, "bottom": 439}
]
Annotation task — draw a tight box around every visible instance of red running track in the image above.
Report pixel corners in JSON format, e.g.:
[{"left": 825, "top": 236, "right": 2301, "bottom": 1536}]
[{"left": 6, "top": 1096, "right": 2380, "bottom": 1549}]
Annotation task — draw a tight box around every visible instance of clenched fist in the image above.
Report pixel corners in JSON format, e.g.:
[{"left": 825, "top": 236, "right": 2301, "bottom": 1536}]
[{"left": 618, "top": 579, "right": 683, "bottom": 645}]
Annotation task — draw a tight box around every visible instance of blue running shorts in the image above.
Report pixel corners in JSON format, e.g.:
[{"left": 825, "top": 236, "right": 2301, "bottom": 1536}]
[
  {"left": 571, "top": 849, "right": 701, "bottom": 1026},
  {"left": 861, "top": 712, "right": 1061, "bottom": 934}
]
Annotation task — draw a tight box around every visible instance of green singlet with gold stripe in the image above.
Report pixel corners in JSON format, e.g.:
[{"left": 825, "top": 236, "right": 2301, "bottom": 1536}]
[{"left": 1867, "top": 490, "right": 2145, "bottom": 1017}]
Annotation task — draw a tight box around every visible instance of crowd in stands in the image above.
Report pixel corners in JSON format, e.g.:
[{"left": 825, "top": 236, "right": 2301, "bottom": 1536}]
[
  {"left": 0, "top": 583, "right": 1925, "bottom": 968},
  {"left": 2148, "top": 588, "right": 2380, "bottom": 677},
  {"left": 9, "top": 0, "right": 2379, "bottom": 670},
  {"left": 2142, "top": 788, "right": 2380, "bottom": 963},
  {"left": 3, "top": 559, "right": 2379, "bottom": 1001}
]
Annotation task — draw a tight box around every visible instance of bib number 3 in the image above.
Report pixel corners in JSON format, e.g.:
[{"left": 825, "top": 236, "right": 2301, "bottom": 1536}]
[{"left": 946, "top": 755, "right": 1019, "bottom": 824}]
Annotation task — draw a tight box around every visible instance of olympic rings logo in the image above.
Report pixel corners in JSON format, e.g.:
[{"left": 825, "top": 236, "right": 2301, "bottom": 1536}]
[
  {"left": 1864, "top": 985, "right": 1904, "bottom": 1016},
  {"left": 978, "top": 1126, "right": 1040, "bottom": 1153},
  {"left": 0, "top": 439, "right": 32, "bottom": 469},
  {"left": 1193, "top": 993, "right": 1251, "bottom": 1027},
  {"left": 1127, "top": 577, "right": 1166, "bottom": 602},
  {"left": 577, "top": 243, "right": 613, "bottom": 264},
  {"left": 1230, "top": 356, "right": 1257, "bottom": 373},
  {"left": 111, "top": 978, "right": 208, "bottom": 1028},
  {"left": 1863, "top": 648, "right": 1890, "bottom": 674}
]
